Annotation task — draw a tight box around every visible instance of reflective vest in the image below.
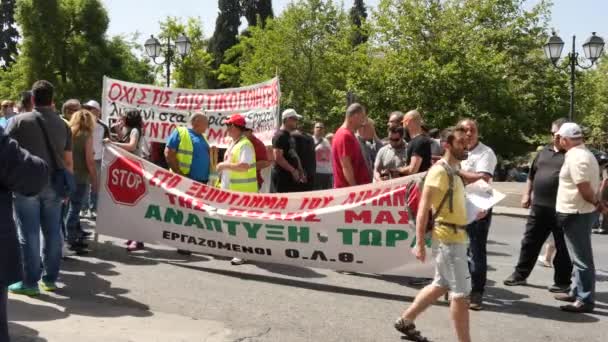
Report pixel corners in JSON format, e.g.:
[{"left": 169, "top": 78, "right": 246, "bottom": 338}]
[
  {"left": 227, "top": 136, "right": 258, "bottom": 193},
  {"left": 174, "top": 127, "right": 208, "bottom": 175}
]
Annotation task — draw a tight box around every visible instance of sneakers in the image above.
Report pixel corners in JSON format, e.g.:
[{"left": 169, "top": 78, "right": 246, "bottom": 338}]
[
  {"left": 62, "top": 243, "right": 76, "bottom": 258},
  {"left": 39, "top": 281, "right": 58, "bottom": 292},
  {"left": 231, "top": 257, "right": 246, "bottom": 265},
  {"left": 126, "top": 241, "right": 144, "bottom": 252},
  {"left": 503, "top": 274, "right": 527, "bottom": 286},
  {"left": 394, "top": 317, "right": 429, "bottom": 341},
  {"left": 554, "top": 293, "right": 576, "bottom": 302},
  {"left": 560, "top": 301, "right": 594, "bottom": 313},
  {"left": 469, "top": 292, "right": 483, "bottom": 311},
  {"left": 8, "top": 282, "right": 40, "bottom": 297}
]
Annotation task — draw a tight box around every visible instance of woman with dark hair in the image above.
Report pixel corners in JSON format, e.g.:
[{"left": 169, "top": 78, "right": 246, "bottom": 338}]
[{"left": 104, "top": 109, "right": 146, "bottom": 251}]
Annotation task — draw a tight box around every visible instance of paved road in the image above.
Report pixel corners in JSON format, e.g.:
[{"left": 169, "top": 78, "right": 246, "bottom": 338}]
[{"left": 8, "top": 215, "right": 608, "bottom": 342}]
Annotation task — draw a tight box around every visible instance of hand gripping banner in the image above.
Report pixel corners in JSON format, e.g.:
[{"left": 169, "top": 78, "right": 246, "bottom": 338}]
[{"left": 96, "top": 145, "right": 434, "bottom": 277}]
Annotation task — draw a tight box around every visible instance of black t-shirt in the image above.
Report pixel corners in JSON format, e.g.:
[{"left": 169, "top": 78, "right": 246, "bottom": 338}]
[
  {"left": 292, "top": 131, "right": 316, "bottom": 191},
  {"left": 529, "top": 145, "right": 565, "bottom": 208},
  {"left": 406, "top": 134, "right": 432, "bottom": 173},
  {"left": 271, "top": 129, "right": 301, "bottom": 192}
]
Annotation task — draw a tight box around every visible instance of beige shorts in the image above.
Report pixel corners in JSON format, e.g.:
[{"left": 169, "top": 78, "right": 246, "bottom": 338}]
[{"left": 432, "top": 242, "right": 471, "bottom": 299}]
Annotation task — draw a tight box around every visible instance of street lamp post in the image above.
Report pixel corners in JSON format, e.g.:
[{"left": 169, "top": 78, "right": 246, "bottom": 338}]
[
  {"left": 544, "top": 31, "right": 605, "bottom": 121},
  {"left": 144, "top": 34, "right": 192, "bottom": 87}
]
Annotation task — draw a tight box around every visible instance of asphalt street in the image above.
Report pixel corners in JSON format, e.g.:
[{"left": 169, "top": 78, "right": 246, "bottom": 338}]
[{"left": 8, "top": 215, "right": 608, "bottom": 342}]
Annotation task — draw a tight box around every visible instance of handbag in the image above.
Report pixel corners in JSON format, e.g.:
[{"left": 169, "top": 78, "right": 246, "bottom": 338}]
[{"left": 35, "top": 116, "right": 76, "bottom": 198}]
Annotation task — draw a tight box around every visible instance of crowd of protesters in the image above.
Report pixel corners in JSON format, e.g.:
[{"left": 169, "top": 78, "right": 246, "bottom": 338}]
[{"left": 1, "top": 80, "right": 607, "bottom": 342}]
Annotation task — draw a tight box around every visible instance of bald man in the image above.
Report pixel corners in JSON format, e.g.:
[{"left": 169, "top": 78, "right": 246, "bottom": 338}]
[{"left": 397, "top": 110, "right": 432, "bottom": 176}]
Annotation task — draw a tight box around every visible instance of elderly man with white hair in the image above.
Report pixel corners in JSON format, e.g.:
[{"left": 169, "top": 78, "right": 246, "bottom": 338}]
[{"left": 553, "top": 122, "right": 602, "bottom": 314}]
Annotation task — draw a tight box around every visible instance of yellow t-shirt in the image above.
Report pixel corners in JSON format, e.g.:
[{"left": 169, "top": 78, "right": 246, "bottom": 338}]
[{"left": 424, "top": 163, "right": 468, "bottom": 244}]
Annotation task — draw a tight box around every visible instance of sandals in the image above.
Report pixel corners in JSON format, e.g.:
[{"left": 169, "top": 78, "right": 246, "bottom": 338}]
[{"left": 394, "top": 318, "right": 430, "bottom": 342}]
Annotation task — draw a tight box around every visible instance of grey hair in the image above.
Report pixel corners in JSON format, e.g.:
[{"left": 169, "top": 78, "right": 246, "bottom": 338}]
[
  {"left": 189, "top": 112, "right": 208, "bottom": 126},
  {"left": 346, "top": 103, "right": 366, "bottom": 117}
]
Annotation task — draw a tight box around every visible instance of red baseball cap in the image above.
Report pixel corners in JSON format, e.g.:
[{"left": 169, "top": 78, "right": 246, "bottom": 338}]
[{"left": 225, "top": 114, "right": 246, "bottom": 128}]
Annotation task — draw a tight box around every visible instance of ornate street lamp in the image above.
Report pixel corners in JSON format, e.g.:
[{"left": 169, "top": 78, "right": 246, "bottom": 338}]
[
  {"left": 544, "top": 31, "right": 605, "bottom": 120},
  {"left": 144, "top": 34, "right": 192, "bottom": 87}
]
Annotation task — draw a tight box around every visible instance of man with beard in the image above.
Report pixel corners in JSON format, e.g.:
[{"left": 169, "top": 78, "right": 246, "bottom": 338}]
[{"left": 394, "top": 125, "right": 472, "bottom": 342}]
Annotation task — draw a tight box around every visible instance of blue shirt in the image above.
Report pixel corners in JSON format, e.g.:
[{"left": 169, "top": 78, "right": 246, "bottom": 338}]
[
  {"left": 166, "top": 128, "right": 210, "bottom": 182},
  {"left": 0, "top": 117, "right": 6, "bottom": 129}
]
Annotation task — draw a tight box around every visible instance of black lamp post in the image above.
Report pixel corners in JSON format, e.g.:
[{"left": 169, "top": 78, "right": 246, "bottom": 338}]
[
  {"left": 544, "top": 31, "right": 605, "bottom": 121},
  {"left": 144, "top": 34, "right": 192, "bottom": 87}
]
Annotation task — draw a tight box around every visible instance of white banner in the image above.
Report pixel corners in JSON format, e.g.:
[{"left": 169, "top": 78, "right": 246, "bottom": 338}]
[
  {"left": 96, "top": 145, "right": 434, "bottom": 277},
  {"left": 101, "top": 77, "right": 280, "bottom": 147}
]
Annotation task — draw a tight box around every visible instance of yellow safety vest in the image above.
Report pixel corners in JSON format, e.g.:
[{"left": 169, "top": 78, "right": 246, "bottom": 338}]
[
  {"left": 227, "top": 137, "right": 258, "bottom": 193},
  {"left": 174, "top": 127, "right": 208, "bottom": 175}
]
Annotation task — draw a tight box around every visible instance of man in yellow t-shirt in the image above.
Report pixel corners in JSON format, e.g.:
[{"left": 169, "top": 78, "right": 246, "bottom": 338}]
[{"left": 394, "top": 125, "right": 472, "bottom": 342}]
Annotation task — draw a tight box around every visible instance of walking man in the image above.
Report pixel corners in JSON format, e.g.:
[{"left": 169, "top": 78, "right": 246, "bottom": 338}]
[
  {"left": 313, "top": 122, "right": 333, "bottom": 190},
  {"left": 217, "top": 114, "right": 257, "bottom": 265},
  {"left": 553, "top": 122, "right": 600, "bottom": 313},
  {"left": 504, "top": 118, "right": 572, "bottom": 293},
  {"left": 332, "top": 103, "right": 370, "bottom": 188},
  {"left": 394, "top": 125, "right": 471, "bottom": 342},
  {"left": 7, "top": 80, "right": 73, "bottom": 295},
  {"left": 457, "top": 118, "right": 497, "bottom": 310}
]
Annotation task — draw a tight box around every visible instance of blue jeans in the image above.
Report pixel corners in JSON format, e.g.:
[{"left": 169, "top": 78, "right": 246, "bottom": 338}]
[
  {"left": 13, "top": 185, "right": 63, "bottom": 287},
  {"left": 466, "top": 210, "right": 492, "bottom": 295},
  {"left": 88, "top": 159, "right": 101, "bottom": 211},
  {"left": 557, "top": 212, "right": 596, "bottom": 305},
  {"left": 65, "top": 182, "right": 89, "bottom": 244}
]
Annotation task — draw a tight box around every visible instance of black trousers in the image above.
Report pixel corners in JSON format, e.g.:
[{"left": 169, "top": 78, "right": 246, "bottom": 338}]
[
  {"left": 513, "top": 205, "right": 572, "bottom": 286},
  {"left": 0, "top": 286, "right": 8, "bottom": 342}
]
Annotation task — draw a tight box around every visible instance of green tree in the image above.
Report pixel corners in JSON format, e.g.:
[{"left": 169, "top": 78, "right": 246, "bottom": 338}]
[
  {"left": 350, "top": 0, "right": 569, "bottom": 157},
  {"left": 0, "top": 0, "right": 19, "bottom": 68},
  {"left": 577, "top": 55, "right": 608, "bottom": 149},
  {"left": 237, "top": 0, "right": 354, "bottom": 128},
  {"left": 2, "top": 0, "right": 153, "bottom": 103},
  {"left": 349, "top": 0, "right": 368, "bottom": 46},
  {"left": 157, "top": 16, "right": 214, "bottom": 89},
  {"left": 209, "top": 0, "right": 241, "bottom": 73},
  {"left": 242, "top": 0, "right": 273, "bottom": 28}
]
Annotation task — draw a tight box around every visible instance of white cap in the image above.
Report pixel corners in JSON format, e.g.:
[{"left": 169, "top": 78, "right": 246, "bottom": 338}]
[
  {"left": 282, "top": 108, "right": 302, "bottom": 121},
  {"left": 83, "top": 100, "right": 101, "bottom": 111},
  {"left": 556, "top": 122, "right": 583, "bottom": 139},
  {"left": 245, "top": 117, "right": 254, "bottom": 130}
]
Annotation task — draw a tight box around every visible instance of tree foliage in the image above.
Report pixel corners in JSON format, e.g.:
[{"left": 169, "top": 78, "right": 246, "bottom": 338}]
[
  {"left": 0, "top": 0, "right": 19, "bottom": 68},
  {"left": 0, "top": 0, "right": 153, "bottom": 103},
  {"left": 209, "top": 0, "right": 241, "bottom": 71},
  {"left": 242, "top": 0, "right": 273, "bottom": 28},
  {"left": 349, "top": 0, "right": 368, "bottom": 46},
  {"left": 158, "top": 16, "right": 214, "bottom": 89}
]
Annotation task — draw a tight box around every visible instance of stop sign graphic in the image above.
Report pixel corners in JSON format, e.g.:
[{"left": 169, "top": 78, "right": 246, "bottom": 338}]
[{"left": 106, "top": 156, "right": 147, "bottom": 206}]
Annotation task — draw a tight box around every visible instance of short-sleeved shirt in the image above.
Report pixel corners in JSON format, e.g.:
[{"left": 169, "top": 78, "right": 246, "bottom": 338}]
[
  {"left": 221, "top": 136, "right": 255, "bottom": 190},
  {"left": 271, "top": 129, "right": 300, "bottom": 191},
  {"left": 6, "top": 107, "right": 72, "bottom": 174},
  {"left": 461, "top": 142, "right": 497, "bottom": 177},
  {"left": 556, "top": 145, "right": 600, "bottom": 214},
  {"left": 528, "top": 145, "right": 565, "bottom": 208},
  {"left": 247, "top": 133, "right": 268, "bottom": 188},
  {"left": 425, "top": 163, "right": 468, "bottom": 244},
  {"left": 374, "top": 142, "right": 407, "bottom": 180},
  {"left": 292, "top": 131, "right": 316, "bottom": 192},
  {"left": 314, "top": 136, "right": 332, "bottom": 174},
  {"left": 166, "top": 128, "right": 210, "bottom": 182},
  {"left": 332, "top": 127, "right": 370, "bottom": 188},
  {"left": 406, "top": 134, "right": 432, "bottom": 173}
]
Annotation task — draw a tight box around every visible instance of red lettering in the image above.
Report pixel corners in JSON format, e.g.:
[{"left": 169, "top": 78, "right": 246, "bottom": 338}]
[
  {"left": 374, "top": 211, "right": 396, "bottom": 225},
  {"left": 186, "top": 182, "right": 201, "bottom": 196},
  {"left": 344, "top": 210, "right": 372, "bottom": 224},
  {"left": 108, "top": 83, "right": 122, "bottom": 101},
  {"left": 165, "top": 193, "right": 177, "bottom": 205},
  {"left": 137, "top": 88, "right": 151, "bottom": 105}
]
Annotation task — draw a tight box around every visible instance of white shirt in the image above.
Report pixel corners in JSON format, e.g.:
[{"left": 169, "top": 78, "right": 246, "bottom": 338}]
[
  {"left": 461, "top": 142, "right": 497, "bottom": 177},
  {"left": 314, "top": 136, "right": 332, "bottom": 174},
  {"left": 556, "top": 145, "right": 600, "bottom": 214},
  {"left": 220, "top": 137, "right": 255, "bottom": 189}
]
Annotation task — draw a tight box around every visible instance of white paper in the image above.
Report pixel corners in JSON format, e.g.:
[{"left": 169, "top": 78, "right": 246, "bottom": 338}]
[{"left": 464, "top": 180, "right": 506, "bottom": 223}]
